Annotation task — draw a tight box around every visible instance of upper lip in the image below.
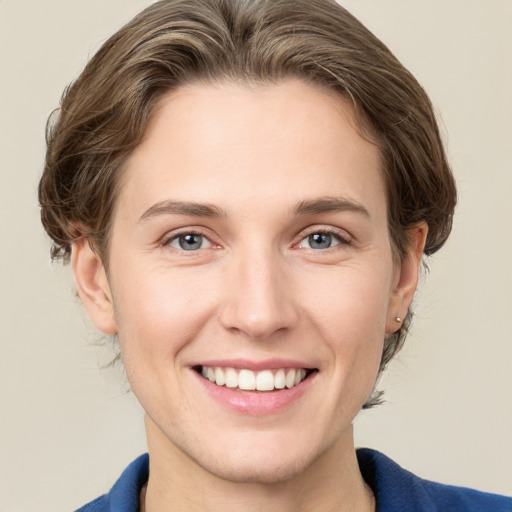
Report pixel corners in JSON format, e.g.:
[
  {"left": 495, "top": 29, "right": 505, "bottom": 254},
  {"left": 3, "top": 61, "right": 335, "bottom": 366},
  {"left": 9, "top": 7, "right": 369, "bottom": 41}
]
[{"left": 193, "top": 358, "right": 316, "bottom": 371}]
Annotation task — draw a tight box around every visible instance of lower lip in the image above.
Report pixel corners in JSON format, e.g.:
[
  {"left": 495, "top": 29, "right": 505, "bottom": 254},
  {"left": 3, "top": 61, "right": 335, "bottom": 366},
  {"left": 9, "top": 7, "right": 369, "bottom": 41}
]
[{"left": 193, "top": 370, "right": 316, "bottom": 416}]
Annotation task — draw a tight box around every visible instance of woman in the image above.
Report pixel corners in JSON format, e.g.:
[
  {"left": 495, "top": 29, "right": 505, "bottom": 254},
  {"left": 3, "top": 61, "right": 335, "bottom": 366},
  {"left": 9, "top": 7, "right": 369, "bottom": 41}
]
[{"left": 38, "top": 0, "right": 511, "bottom": 510}]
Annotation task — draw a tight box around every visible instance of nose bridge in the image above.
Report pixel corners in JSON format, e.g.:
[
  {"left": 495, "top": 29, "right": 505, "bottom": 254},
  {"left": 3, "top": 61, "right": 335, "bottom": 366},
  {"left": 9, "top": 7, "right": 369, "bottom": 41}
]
[{"left": 219, "top": 242, "right": 298, "bottom": 339}]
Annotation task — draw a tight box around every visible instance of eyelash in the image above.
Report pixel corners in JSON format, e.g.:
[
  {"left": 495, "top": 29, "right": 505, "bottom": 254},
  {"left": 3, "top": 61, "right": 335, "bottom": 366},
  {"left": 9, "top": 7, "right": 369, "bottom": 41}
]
[
  {"left": 160, "top": 227, "right": 352, "bottom": 253},
  {"left": 296, "top": 227, "right": 352, "bottom": 250},
  {"left": 161, "top": 230, "right": 213, "bottom": 252}
]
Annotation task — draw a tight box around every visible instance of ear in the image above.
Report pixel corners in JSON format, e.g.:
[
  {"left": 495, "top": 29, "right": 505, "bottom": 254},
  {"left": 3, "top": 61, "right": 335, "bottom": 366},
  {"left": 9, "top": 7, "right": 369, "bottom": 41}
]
[
  {"left": 71, "top": 237, "right": 117, "bottom": 335},
  {"left": 386, "top": 222, "right": 428, "bottom": 335}
]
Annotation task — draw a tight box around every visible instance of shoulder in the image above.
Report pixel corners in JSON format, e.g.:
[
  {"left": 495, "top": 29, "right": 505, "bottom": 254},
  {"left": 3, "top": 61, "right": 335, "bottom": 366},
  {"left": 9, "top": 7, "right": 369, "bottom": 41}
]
[
  {"left": 74, "top": 495, "right": 108, "bottom": 512},
  {"left": 357, "top": 448, "right": 512, "bottom": 512},
  {"left": 73, "top": 454, "right": 149, "bottom": 512}
]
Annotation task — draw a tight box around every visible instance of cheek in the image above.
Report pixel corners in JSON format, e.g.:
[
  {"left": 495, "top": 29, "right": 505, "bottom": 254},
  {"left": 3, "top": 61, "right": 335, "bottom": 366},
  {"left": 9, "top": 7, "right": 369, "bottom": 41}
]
[
  {"left": 306, "top": 263, "right": 392, "bottom": 335},
  {"left": 111, "top": 264, "right": 219, "bottom": 366},
  {"left": 110, "top": 265, "right": 223, "bottom": 417},
  {"left": 303, "top": 264, "right": 391, "bottom": 376}
]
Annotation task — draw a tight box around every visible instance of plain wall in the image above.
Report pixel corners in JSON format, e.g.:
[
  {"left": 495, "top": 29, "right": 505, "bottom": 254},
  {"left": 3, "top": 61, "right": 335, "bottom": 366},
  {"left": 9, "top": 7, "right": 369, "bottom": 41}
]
[{"left": 0, "top": 1, "right": 510, "bottom": 510}]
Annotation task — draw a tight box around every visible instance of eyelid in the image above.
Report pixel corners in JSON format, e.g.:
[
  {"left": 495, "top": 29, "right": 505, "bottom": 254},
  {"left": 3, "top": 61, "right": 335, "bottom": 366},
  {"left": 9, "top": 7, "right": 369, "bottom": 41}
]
[
  {"left": 160, "top": 227, "right": 219, "bottom": 251},
  {"left": 294, "top": 226, "right": 352, "bottom": 249},
  {"left": 157, "top": 224, "right": 352, "bottom": 251},
  {"left": 170, "top": 233, "right": 212, "bottom": 250}
]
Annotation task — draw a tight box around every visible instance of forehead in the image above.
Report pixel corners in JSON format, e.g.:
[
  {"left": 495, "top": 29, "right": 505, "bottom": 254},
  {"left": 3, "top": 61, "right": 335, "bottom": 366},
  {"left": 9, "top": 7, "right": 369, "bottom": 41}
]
[{"left": 117, "top": 78, "right": 385, "bottom": 223}]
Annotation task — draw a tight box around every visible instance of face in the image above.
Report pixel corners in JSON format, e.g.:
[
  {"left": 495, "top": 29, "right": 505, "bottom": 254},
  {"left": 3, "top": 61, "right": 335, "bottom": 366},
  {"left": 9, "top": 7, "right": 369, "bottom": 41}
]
[{"left": 75, "top": 79, "right": 422, "bottom": 483}]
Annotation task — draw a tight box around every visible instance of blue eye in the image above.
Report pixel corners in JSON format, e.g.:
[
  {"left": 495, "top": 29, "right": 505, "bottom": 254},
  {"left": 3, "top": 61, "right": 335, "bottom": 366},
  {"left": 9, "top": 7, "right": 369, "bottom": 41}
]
[
  {"left": 169, "top": 233, "right": 211, "bottom": 251},
  {"left": 299, "top": 232, "right": 342, "bottom": 250}
]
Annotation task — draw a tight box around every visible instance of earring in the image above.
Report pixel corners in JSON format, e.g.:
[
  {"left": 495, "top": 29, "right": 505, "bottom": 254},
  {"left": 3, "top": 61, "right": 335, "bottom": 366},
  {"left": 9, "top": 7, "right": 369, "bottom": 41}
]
[{"left": 395, "top": 316, "right": 402, "bottom": 323}]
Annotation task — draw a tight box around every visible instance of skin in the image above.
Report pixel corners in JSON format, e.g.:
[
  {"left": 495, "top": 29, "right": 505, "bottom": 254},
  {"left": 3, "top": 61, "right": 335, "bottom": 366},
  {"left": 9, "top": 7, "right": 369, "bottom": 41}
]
[{"left": 73, "top": 79, "right": 427, "bottom": 512}]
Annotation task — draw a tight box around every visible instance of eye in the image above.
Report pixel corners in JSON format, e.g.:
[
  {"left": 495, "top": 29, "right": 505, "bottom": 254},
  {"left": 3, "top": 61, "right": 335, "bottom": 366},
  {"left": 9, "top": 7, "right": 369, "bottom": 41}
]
[
  {"left": 298, "top": 231, "right": 346, "bottom": 250},
  {"left": 167, "top": 233, "right": 212, "bottom": 251}
]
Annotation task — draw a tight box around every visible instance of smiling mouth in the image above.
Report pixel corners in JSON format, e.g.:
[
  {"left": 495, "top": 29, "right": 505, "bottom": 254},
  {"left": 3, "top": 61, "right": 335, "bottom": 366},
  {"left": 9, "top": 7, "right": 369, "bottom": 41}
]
[{"left": 195, "top": 366, "right": 317, "bottom": 392}]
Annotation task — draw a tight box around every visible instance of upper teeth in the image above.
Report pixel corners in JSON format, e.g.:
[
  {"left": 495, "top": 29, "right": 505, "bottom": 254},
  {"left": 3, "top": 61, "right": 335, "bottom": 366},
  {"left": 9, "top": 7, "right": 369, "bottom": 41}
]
[{"left": 201, "top": 366, "right": 308, "bottom": 391}]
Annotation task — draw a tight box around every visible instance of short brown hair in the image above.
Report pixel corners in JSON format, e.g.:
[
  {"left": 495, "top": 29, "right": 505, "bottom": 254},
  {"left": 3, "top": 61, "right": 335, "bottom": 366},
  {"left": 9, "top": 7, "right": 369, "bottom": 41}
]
[{"left": 39, "top": 0, "right": 457, "bottom": 407}]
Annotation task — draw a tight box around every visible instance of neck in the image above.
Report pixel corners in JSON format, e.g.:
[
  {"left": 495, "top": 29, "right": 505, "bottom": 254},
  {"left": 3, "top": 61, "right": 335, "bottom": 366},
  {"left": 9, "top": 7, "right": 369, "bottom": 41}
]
[{"left": 143, "top": 417, "right": 374, "bottom": 512}]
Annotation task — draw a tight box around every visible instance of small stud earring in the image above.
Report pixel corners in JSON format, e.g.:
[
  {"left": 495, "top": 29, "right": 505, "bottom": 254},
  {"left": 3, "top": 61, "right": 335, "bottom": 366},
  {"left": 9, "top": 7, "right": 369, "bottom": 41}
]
[{"left": 395, "top": 316, "right": 402, "bottom": 323}]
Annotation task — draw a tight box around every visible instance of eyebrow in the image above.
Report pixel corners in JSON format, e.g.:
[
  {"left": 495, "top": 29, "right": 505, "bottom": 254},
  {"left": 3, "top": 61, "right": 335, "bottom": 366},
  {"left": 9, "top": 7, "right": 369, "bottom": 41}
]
[
  {"left": 138, "top": 196, "right": 370, "bottom": 223},
  {"left": 138, "top": 200, "right": 227, "bottom": 222},
  {"left": 294, "top": 196, "right": 370, "bottom": 217}
]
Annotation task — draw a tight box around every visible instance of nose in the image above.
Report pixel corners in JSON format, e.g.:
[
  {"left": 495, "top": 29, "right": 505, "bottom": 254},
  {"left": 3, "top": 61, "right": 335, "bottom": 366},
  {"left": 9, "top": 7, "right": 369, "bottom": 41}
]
[{"left": 218, "top": 247, "right": 300, "bottom": 340}]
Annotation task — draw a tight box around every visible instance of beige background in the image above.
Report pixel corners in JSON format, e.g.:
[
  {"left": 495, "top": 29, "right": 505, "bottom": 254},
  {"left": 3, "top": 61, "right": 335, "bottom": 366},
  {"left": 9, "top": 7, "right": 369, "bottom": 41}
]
[{"left": 1, "top": 1, "right": 511, "bottom": 510}]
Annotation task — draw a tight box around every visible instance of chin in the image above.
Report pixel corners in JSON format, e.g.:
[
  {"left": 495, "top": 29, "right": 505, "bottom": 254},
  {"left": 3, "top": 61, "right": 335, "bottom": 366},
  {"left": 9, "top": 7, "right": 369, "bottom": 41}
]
[
  {"left": 196, "top": 449, "right": 316, "bottom": 484},
  {"left": 179, "top": 427, "right": 337, "bottom": 485}
]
